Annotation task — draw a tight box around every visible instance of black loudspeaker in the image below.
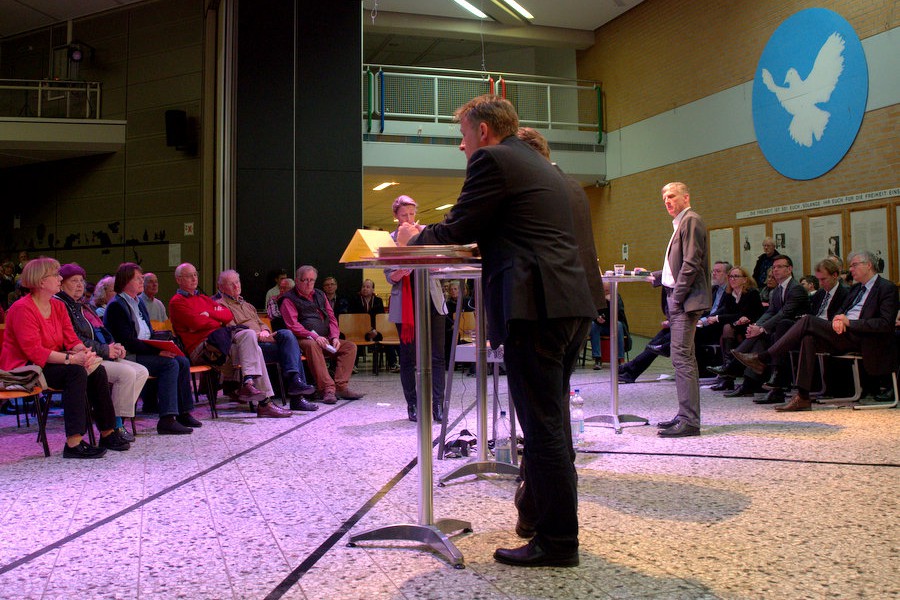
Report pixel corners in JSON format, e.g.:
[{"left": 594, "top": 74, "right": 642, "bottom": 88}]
[{"left": 165, "top": 109, "right": 188, "bottom": 148}]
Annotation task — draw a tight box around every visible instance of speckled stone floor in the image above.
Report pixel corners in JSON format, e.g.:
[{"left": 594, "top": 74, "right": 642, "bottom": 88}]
[{"left": 0, "top": 341, "right": 897, "bottom": 599}]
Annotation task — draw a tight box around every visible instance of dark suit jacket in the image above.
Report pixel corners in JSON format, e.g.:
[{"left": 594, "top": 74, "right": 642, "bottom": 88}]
[
  {"left": 558, "top": 165, "right": 606, "bottom": 312},
  {"left": 717, "top": 288, "right": 764, "bottom": 325},
  {"left": 756, "top": 278, "right": 809, "bottom": 333},
  {"left": 837, "top": 275, "right": 898, "bottom": 375},
  {"left": 652, "top": 208, "right": 710, "bottom": 314},
  {"left": 347, "top": 295, "right": 385, "bottom": 329},
  {"left": 412, "top": 135, "right": 595, "bottom": 347},
  {"left": 809, "top": 283, "right": 849, "bottom": 321},
  {"left": 103, "top": 293, "right": 162, "bottom": 358}
]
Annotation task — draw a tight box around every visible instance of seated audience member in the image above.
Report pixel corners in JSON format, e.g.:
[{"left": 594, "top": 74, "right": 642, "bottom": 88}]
[
  {"left": 280, "top": 265, "right": 364, "bottom": 404},
  {"left": 14, "top": 250, "right": 29, "bottom": 276},
  {"left": 266, "top": 277, "right": 294, "bottom": 330},
  {"left": 348, "top": 278, "right": 397, "bottom": 372},
  {"left": 752, "top": 237, "right": 779, "bottom": 289},
  {"left": 8, "top": 279, "right": 26, "bottom": 308},
  {"left": 707, "top": 265, "right": 764, "bottom": 390},
  {"left": 590, "top": 281, "right": 626, "bottom": 370},
  {"left": 733, "top": 251, "right": 898, "bottom": 411},
  {"left": 91, "top": 275, "right": 116, "bottom": 317},
  {"left": 709, "top": 255, "right": 808, "bottom": 398},
  {"left": 104, "top": 262, "right": 201, "bottom": 434},
  {"left": 800, "top": 275, "right": 819, "bottom": 295},
  {"left": 758, "top": 267, "right": 777, "bottom": 306},
  {"left": 0, "top": 258, "right": 129, "bottom": 457},
  {"left": 0, "top": 260, "right": 15, "bottom": 309},
  {"left": 216, "top": 270, "right": 317, "bottom": 412},
  {"left": 619, "top": 261, "right": 731, "bottom": 383},
  {"left": 321, "top": 276, "right": 350, "bottom": 320},
  {"left": 56, "top": 263, "right": 150, "bottom": 442},
  {"left": 139, "top": 272, "right": 168, "bottom": 321},
  {"left": 169, "top": 263, "right": 291, "bottom": 418},
  {"left": 264, "top": 268, "right": 288, "bottom": 308}
]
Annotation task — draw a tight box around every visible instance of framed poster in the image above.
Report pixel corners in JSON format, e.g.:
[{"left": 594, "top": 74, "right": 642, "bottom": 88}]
[
  {"left": 709, "top": 228, "right": 734, "bottom": 267},
  {"left": 850, "top": 208, "right": 889, "bottom": 275},
  {"left": 772, "top": 219, "right": 804, "bottom": 274},
  {"left": 739, "top": 223, "right": 767, "bottom": 270},
  {"left": 809, "top": 214, "right": 842, "bottom": 265}
]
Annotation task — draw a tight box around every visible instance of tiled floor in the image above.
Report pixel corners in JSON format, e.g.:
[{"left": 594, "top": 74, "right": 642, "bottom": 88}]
[{"left": 0, "top": 347, "right": 897, "bottom": 599}]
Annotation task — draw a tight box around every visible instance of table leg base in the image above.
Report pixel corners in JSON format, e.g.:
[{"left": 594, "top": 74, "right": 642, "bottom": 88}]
[
  {"left": 348, "top": 519, "right": 472, "bottom": 568},
  {"left": 586, "top": 413, "right": 649, "bottom": 434},
  {"left": 438, "top": 459, "right": 520, "bottom": 486}
]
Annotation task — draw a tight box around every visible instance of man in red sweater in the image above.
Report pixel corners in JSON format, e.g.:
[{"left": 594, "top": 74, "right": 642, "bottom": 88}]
[{"left": 169, "top": 263, "right": 291, "bottom": 418}]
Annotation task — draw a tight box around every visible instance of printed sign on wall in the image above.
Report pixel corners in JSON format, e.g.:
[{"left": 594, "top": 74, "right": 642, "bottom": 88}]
[{"left": 752, "top": 8, "right": 868, "bottom": 180}]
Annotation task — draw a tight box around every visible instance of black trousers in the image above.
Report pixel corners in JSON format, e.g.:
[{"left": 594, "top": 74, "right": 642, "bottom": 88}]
[
  {"left": 503, "top": 317, "right": 590, "bottom": 554},
  {"left": 42, "top": 363, "right": 116, "bottom": 437},
  {"left": 622, "top": 328, "right": 670, "bottom": 378},
  {"left": 396, "top": 313, "right": 446, "bottom": 410}
]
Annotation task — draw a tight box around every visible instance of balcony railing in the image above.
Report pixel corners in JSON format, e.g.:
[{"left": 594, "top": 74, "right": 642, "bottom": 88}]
[
  {"left": 0, "top": 79, "right": 101, "bottom": 119},
  {"left": 364, "top": 65, "right": 602, "bottom": 142}
]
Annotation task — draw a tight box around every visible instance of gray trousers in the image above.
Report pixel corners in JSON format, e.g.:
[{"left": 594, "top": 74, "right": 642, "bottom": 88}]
[{"left": 667, "top": 291, "right": 703, "bottom": 427}]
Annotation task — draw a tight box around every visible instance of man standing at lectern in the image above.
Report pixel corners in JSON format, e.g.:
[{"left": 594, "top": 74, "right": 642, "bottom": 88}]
[{"left": 398, "top": 95, "right": 594, "bottom": 567}]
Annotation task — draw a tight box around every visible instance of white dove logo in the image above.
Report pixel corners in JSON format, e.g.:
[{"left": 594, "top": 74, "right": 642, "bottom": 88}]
[{"left": 760, "top": 33, "right": 845, "bottom": 147}]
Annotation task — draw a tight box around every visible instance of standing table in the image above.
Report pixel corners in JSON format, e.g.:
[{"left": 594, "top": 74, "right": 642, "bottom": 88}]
[
  {"left": 585, "top": 274, "right": 651, "bottom": 433},
  {"left": 345, "top": 254, "right": 475, "bottom": 568}
]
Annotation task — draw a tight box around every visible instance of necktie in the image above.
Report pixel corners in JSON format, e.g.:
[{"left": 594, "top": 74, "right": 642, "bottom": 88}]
[
  {"left": 771, "top": 284, "right": 783, "bottom": 308},
  {"left": 847, "top": 285, "right": 866, "bottom": 310},
  {"left": 816, "top": 290, "right": 831, "bottom": 318}
]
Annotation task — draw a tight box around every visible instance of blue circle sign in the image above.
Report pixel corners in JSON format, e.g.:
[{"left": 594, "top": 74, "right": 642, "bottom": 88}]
[{"left": 752, "top": 8, "right": 868, "bottom": 180}]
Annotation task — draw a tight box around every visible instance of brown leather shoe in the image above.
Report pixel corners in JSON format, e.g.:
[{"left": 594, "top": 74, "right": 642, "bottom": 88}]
[
  {"left": 321, "top": 391, "right": 338, "bottom": 405},
  {"left": 732, "top": 351, "right": 766, "bottom": 376},
  {"left": 257, "top": 401, "right": 292, "bottom": 418},
  {"left": 336, "top": 387, "right": 365, "bottom": 400},
  {"left": 775, "top": 394, "right": 812, "bottom": 412},
  {"left": 238, "top": 382, "right": 267, "bottom": 403}
]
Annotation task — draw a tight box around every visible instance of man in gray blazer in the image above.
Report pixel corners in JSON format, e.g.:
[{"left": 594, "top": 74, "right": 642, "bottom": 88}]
[
  {"left": 399, "top": 95, "right": 594, "bottom": 567},
  {"left": 652, "top": 182, "right": 710, "bottom": 437}
]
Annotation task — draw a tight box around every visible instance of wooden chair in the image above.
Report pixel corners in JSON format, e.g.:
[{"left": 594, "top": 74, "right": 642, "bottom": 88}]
[
  {"left": 340, "top": 313, "right": 379, "bottom": 373},
  {"left": 374, "top": 313, "right": 401, "bottom": 374}
]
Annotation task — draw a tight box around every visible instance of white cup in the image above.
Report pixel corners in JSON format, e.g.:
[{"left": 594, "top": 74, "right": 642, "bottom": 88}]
[{"left": 613, "top": 264, "right": 626, "bottom": 276}]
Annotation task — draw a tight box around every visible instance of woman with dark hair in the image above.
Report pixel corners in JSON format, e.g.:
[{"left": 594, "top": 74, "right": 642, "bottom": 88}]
[
  {"left": 0, "top": 258, "right": 129, "bottom": 458},
  {"left": 56, "top": 262, "right": 149, "bottom": 442},
  {"left": 104, "top": 262, "right": 199, "bottom": 435}
]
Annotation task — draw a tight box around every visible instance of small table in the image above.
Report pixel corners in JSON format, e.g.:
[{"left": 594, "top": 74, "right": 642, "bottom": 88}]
[
  {"left": 345, "top": 255, "right": 476, "bottom": 568},
  {"left": 585, "top": 274, "right": 651, "bottom": 433}
]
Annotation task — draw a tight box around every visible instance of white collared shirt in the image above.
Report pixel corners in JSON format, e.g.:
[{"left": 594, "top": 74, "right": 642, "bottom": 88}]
[{"left": 661, "top": 206, "right": 691, "bottom": 288}]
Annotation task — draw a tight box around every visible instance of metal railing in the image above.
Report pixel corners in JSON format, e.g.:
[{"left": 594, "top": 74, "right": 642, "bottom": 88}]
[
  {"left": 0, "top": 79, "right": 101, "bottom": 119},
  {"left": 364, "top": 65, "right": 602, "bottom": 142}
]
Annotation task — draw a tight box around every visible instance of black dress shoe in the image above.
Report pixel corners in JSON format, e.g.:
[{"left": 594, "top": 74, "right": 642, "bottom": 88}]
[
  {"left": 407, "top": 404, "right": 417, "bottom": 422},
  {"left": 493, "top": 540, "right": 579, "bottom": 567},
  {"left": 99, "top": 430, "right": 131, "bottom": 452},
  {"left": 656, "top": 418, "right": 679, "bottom": 429},
  {"left": 724, "top": 383, "right": 759, "bottom": 397},
  {"left": 63, "top": 440, "right": 107, "bottom": 459},
  {"left": 287, "top": 376, "right": 316, "bottom": 397},
  {"left": 657, "top": 421, "right": 700, "bottom": 437},
  {"left": 289, "top": 397, "right": 319, "bottom": 411},
  {"left": 754, "top": 389, "right": 786, "bottom": 404},
  {"left": 157, "top": 416, "right": 193, "bottom": 435},
  {"left": 177, "top": 412, "right": 202, "bottom": 428},
  {"left": 710, "top": 377, "right": 735, "bottom": 391},
  {"left": 732, "top": 351, "right": 766, "bottom": 376},
  {"left": 432, "top": 406, "right": 444, "bottom": 423},
  {"left": 707, "top": 364, "right": 729, "bottom": 377}
]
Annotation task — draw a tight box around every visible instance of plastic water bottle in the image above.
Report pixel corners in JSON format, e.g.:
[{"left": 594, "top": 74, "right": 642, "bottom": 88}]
[
  {"left": 494, "top": 410, "right": 513, "bottom": 464},
  {"left": 570, "top": 389, "right": 585, "bottom": 448}
]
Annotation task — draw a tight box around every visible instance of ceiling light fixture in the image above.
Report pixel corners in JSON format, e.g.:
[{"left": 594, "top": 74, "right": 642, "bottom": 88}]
[
  {"left": 372, "top": 181, "right": 398, "bottom": 191},
  {"left": 435, "top": 204, "right": 454, "bottom": 211},
  {"left": 452, "top": 0, "right": 488, "bottom": 19},
  {"left": 500, "top": 0, "right": 534, "bottom": 20}
]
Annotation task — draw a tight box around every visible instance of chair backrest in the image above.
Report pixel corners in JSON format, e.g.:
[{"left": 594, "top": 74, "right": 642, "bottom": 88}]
[
  {"left": 374, "top": 313, "right": 399, "bottom": 344},
  {"left": 339, "top": 313, "right": 375, "bottom": 345},
  {"left": 151, "top": 319, "right": 173, "bottom": 332}
]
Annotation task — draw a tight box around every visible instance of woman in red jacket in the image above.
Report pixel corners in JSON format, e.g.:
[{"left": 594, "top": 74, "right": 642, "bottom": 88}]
[{"left": 0, "top": 258, "right": 129, "bottom": 458}]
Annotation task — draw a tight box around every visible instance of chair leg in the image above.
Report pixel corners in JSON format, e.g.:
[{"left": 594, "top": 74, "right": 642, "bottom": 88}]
[
  {"left": 205, "top": 371, "right": 218, "bottom": 419},
  {"left": 854, "top": 370, "right": 899, "bottom": 410},
  {"left": 36, "top": 393, "right": 51, "bottom": 457}
]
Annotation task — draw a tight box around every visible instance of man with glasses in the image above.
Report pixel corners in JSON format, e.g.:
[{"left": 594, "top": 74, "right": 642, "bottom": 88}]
[
  {"left": 709, "top": 255, "right": 809, "bottom": 399},
  {"left": 733, "top": 251, "right": 898, "bottom": 411},
  {"left": 280, "top": 265, "right": 364, "bottom": 404}
]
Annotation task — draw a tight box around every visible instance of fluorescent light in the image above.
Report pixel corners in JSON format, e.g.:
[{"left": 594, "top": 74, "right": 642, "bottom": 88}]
[
  {"left": 435, "top": 204, "right": 454, "bottom": 211},
  {"left": 372, "top": 181, "right": 398, "bottom": 191},
  {"left": 501, "top": 0, "right": 534, "bottom": 19},
  {"left": 452, "top": 0, "right": 488, "bottom": 19}
]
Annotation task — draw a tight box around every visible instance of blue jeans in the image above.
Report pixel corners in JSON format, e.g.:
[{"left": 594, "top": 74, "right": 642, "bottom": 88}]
[
  {"left": 135, "top": 354, "right": 193, "bottom": 417},
  {"left": 590, "top": 320, "right": 624, "bottom": 360},
  {"left": 259, "top": 329, "right": 309, "bottom": 384}
]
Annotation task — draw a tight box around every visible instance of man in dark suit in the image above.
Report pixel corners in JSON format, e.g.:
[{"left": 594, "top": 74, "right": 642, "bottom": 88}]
[
  {"left": 734, "top": 250, "right": 898, "bottom": 411},
  {"left": 710, "top": 255, "right": 809, "bottom": 399},
  {"left": 398, "top": 96, "right": 594, "bottom": 568},
  {"left": 652, "top": 182, "right": 710, "bottom": 438}
]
